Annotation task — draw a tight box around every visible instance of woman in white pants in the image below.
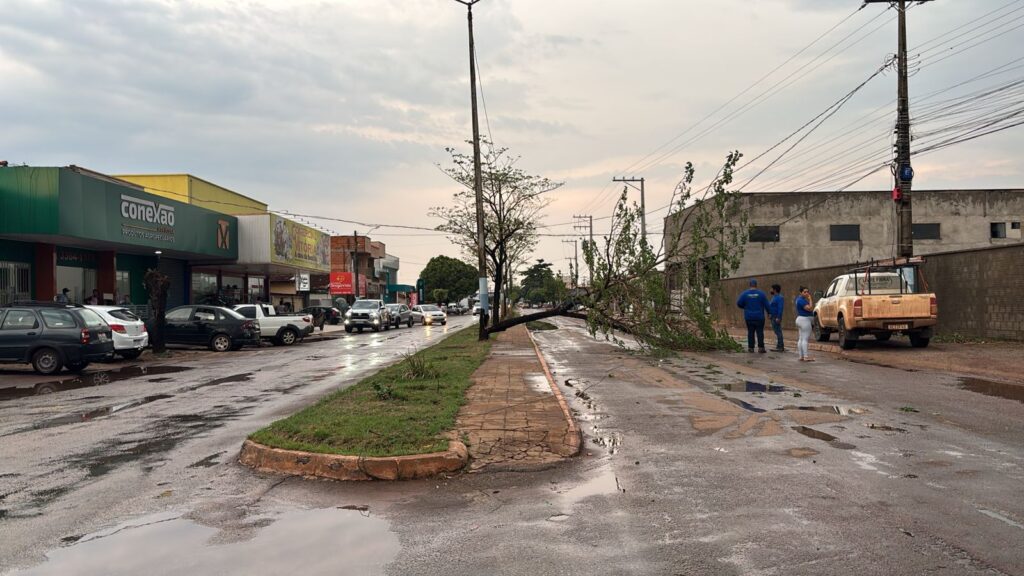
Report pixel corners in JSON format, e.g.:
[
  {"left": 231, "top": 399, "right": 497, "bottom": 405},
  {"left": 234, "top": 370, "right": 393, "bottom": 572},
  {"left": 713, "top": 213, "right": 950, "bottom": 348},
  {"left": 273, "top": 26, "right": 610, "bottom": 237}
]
[{"left": 794, "top": 286, "right": 815, "bottom": 362}]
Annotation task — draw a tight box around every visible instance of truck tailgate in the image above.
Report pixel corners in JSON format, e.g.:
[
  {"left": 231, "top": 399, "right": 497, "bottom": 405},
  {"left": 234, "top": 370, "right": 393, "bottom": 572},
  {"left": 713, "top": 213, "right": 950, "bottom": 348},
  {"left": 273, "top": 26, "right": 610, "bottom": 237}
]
[{"left": 863, "top": 294, "right": 932, "bottom": 319}]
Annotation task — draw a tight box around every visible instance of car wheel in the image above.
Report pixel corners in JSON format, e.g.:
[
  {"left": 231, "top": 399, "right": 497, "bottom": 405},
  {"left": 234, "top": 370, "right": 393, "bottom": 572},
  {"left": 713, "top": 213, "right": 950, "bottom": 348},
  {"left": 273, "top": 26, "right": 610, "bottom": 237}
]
[
  {"left": 837, "top": 316, "right": 857, "bottom": 350},
  {"left": 358, "top": 327, "right": 364, "bottom": 333},
  {"left": 32, "top": 348, "right": 63, "bottom": 375},
  {"left": 813, "top": 316, "right": 830, "bottom": 342},
  {"left": 875, "top": 332, "right": 892, "bottom": 342},
  {"left": 372, "top": 325, "right": 380, "bottom": 332},
  {"left": 35, "top": 382, "right": 59, "bottom": 395},
  {"left": 909, "top": 333, "right": 930, "bottom": 348},
  {"left": 345, "top": 326, "right": 353, "bottom": 333},
  {"left": 120, "top": 350, "right": 142, "bottom": 360},
  {"left": 210, "top": 334, "right": 233, "bottom": 352},
  {"left": 279, "top": 328, "right": 298, "bottom": 346},
  {"left": 442, "top": 321, "right": 447, "bottom": 325}
]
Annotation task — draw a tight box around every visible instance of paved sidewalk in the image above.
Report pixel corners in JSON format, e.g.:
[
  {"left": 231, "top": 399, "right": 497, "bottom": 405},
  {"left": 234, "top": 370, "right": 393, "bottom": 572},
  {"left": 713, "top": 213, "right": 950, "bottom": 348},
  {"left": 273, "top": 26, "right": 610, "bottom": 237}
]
[{"left": 456, "top": 324, "right": 580, "bottom": 471}]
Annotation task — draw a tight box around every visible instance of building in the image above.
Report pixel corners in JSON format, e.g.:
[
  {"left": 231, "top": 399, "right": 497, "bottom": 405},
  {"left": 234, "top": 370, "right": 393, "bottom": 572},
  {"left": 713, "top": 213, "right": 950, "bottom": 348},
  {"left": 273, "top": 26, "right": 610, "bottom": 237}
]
[
  {"left": 0, "top": 166, "right": 237, "bottom": 307},
  {"left": 117, "top": 174, "right": 330, "bottom": 310},
  {"left": 329, "top": 235, "right": 387, "bottom": 301},
  {"left": 664, "top": 189, "right": 1024, "bottom": 277}
]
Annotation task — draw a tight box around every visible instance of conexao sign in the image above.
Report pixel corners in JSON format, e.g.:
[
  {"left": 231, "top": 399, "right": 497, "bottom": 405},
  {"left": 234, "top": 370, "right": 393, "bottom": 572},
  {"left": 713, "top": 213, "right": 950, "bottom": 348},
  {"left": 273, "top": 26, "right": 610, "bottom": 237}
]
[{"left": 120, "top": 194, "right": 176, "bottom": 244}]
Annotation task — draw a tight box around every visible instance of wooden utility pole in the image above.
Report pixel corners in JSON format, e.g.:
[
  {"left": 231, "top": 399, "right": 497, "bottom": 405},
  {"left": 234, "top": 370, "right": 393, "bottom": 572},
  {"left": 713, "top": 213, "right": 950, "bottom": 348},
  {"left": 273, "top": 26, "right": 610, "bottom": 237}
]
[
  {"left": 456, "top": 0, "right": 489, "bottom": 340},
  {"left": 562, "top": 239, "right": 578, "bottom": 289},
  {"left": 612, "top": 176, "right": 646, "bottom": 243},
  {"left": 573, "top": 214, "right": 593, "bottom": 285}
]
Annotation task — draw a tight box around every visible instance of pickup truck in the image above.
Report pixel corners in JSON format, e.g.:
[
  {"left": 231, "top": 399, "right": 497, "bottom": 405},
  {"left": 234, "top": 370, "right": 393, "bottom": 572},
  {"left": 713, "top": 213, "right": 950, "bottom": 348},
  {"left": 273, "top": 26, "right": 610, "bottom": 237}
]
[
  {"left": 813, "top": 261, "right": 937, "bottom": 350},
  {"left": 233, "top": 304, "right": 314, "bottom": 346}
]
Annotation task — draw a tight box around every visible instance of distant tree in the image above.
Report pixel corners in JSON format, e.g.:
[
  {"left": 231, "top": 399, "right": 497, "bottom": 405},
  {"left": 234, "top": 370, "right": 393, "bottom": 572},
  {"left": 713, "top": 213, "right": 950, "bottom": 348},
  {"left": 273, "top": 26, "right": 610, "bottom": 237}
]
[
  {"left": 431, "top": 288, "right": 449, "bottom": 305},
  {"left": 419, "top": 256, "right": 477, "bottom": 304},
  {"left": 144, "top": 268, "right": 170, "bottom": 353}
]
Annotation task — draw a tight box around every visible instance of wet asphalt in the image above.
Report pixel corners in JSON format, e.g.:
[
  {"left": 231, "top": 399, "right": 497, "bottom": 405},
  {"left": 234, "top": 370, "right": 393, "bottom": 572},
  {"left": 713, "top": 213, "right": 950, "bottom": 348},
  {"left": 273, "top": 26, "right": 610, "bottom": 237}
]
[{"left": 2, "top": 315, "right": 1023, "bottom": 575}]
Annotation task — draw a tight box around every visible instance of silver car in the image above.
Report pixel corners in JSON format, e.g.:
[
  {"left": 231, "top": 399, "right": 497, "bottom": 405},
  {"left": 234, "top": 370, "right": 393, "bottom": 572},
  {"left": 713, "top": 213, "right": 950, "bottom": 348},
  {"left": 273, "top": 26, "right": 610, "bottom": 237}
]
[
  {"left": 344, "top": 299, "right": 393, "bottom": 333},
  {"left": 411, "top": 304, "right": 447, "bottom": 326},
  {"left": 385, "top": 304, "right": 414, "bottom": 328},
  {"left": 85, "top": 305, "right": 149, "bottom": 360}
]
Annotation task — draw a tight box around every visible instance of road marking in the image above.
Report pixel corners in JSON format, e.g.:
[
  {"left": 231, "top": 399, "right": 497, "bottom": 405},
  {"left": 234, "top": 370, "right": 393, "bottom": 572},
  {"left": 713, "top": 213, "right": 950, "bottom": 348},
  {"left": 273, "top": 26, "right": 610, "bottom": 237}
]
[{"left": 977, "top": 509, "right": 1024, "bottom": 531}]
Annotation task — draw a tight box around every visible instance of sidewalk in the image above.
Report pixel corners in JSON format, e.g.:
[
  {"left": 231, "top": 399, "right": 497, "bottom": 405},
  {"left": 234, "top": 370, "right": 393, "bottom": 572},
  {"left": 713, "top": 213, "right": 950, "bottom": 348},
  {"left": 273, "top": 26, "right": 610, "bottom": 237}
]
[{"left": 455, "top": 324, "right": 581, "bottom": 471}]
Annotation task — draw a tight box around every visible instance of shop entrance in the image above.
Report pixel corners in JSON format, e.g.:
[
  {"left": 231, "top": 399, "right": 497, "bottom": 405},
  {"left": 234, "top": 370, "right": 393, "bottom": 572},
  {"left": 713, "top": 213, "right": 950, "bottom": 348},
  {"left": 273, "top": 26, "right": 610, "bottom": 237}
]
[{"left": 56, "top": 265, "right": 97, "bottom": 304}]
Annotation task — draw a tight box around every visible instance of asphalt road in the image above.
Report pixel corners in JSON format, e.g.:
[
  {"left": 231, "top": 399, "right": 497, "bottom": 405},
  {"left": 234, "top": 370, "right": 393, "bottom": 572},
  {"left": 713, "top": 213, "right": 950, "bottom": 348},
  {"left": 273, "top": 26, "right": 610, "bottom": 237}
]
[{"left": 2, "top": 315, "right": 1022, "bottom": 575}]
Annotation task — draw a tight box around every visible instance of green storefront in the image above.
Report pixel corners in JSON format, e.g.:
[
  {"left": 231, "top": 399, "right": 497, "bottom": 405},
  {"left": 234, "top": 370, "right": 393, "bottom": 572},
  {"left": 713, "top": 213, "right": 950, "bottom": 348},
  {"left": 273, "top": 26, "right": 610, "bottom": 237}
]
[{"left": 0, "top": 166, "right": 238, "bottom": 307}]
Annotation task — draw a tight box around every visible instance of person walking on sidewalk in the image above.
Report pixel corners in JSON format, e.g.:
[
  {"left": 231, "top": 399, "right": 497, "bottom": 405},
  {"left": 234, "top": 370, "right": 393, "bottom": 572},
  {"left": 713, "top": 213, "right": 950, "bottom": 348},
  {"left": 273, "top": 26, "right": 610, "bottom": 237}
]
[
  {"left": 736, "top": 279, "right": 770, "bottom": 353},
  {"left": 769, "top": 284, "right": 785, "bottom": 352},
  {"left": 795, "top": 286, "right": 815, "bottom": 362}
]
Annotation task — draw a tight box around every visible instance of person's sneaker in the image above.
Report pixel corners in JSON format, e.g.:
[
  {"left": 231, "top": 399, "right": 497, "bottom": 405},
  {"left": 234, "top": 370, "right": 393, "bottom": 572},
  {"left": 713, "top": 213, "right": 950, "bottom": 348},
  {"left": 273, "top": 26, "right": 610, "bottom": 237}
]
[
  {"left": 773, "top": 347, "right": 785, "bottom": 352},
  {"left": 747, "top": 348, "right": 755, "bottom": 353},
  {"left": 758, "top": 348, "right": 767, "bottom": 354}
]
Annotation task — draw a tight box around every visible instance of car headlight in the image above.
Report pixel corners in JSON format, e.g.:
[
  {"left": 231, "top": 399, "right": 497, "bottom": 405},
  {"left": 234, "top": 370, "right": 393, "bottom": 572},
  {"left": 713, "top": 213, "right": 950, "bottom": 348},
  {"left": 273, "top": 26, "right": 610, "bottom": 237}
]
[{"left": 345, "top": 310, "right": 352, "bottom": 318}]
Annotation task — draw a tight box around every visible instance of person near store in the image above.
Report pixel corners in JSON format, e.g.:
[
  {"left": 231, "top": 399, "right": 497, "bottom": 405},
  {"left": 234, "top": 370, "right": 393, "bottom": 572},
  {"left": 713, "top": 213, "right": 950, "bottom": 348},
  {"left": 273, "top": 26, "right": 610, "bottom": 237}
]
[
  {"left": 55, "top": 288, "right": 70, "bottom": 304},
  {"left": 119, "top": 293, "right": 131, "bottom": 305},
  {"left": 736, "top": 279, "right": 770, "bottom": 353},
  {"left": 795, "top": 286, "right": 815, "bottom": 362},
  {"left": 769, "top": 284, "right": 785, "bottom": 352}
]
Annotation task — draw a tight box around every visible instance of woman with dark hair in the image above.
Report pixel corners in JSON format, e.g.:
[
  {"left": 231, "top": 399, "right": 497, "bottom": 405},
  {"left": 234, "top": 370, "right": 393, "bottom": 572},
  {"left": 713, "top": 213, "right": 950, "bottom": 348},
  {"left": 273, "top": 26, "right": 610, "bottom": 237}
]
[{"left": 795, "top": 286, "right": 815, "bottom": 362}]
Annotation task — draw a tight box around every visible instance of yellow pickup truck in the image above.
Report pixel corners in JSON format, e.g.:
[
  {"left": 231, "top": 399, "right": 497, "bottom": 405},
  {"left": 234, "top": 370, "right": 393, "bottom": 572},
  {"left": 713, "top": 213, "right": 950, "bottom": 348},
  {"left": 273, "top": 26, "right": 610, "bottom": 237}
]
[{"left": 812, "top": 259, "right": 937, "bottom": 350}]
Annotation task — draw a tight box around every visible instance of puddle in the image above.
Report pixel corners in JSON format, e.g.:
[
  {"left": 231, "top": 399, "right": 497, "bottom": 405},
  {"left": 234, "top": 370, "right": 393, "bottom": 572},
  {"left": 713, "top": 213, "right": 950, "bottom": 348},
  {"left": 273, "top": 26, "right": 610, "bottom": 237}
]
[
  {"left": 792, "top": 426, "right": 855, "bottom": 449},
  {"left": 726, "top": 398, "right": 766, "bottom": 413},
  {"left": 719, "top": 381, "right": 787, "bottom": 393},
  {"left": 779, "top": 405, "right": 866, "bottom": 416},
  {"left": 558, "top": 465, "right": 623, "bottom": 504},
  {"left": 194, "top": 373, "right": 253, "bottom": 389},
  {"left": 0, "top": 365, "right": 192, "bottom": 401},
  {"left": 187, "top": 452, "right": 225, "bottom": 468},
  {"left": 12, "top": 395, "right": 175, "bottom": 434},
  {"left": 524, "top": 373, "right": 553, "bottom": 395},
  {"left": 866, "top": 424, "right": 907, "bottom": 433},
  {"left": 959, "top": 377, "right": 1024, "bottom": 404},
  {"left": 12, "top": 508, "right": 399, "bottom": 576}
]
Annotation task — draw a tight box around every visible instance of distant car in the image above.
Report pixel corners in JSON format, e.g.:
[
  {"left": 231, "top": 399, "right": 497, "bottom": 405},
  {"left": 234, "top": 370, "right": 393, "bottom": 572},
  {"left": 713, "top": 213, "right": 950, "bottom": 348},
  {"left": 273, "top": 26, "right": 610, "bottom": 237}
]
[
  {"left": 471, "top": 303, "right": 481, "bottom": 315},
  {"left": 385, "top": 304, "right": 414, "bottom": 328},
  {"left": 446, "top": 303, "right": 467, "bottom": 315},
  {"left": 0, "top": 302, "right": 114, "bottom": 375},
  {"left": 86, "top": 305, "right": 149, "bottom": 360},
  {"left": 411, "top": 304, "right": 447, "bottom": 326},
  {"left": 300, "top": 306, "right": 342, "bottom": 326},
  {"left": 344, "top": 299, "right": 393, "bottom": 333},
  {"left": 152, "top": 305, "right": 260, "bottom": 352},
  {"left": 233, "top": 304, "right": 313, "bottom": 346}
]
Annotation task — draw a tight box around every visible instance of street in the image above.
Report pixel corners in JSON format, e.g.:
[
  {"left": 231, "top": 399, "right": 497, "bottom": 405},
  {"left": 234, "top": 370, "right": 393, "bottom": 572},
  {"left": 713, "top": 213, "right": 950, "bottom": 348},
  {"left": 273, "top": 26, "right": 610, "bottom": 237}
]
[{"left": 2, "top": 316, "right": 1023, "bottom": 575}]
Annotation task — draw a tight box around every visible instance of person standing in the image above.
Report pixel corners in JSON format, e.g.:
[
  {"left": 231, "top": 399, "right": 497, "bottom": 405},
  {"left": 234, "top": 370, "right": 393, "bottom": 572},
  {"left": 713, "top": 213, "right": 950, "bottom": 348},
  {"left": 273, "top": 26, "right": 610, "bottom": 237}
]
[
  {"left": 769, "top": 284, "right": 785, "bottom": 352},
  {"left": 736, "top": 279, "right": 770, "bottom": 353},
  {"left": 55, "top": 288, "right": 70, "bottom": 304},
  {"left": 795, "top": 286, "right": 815, "bottom": 362}
]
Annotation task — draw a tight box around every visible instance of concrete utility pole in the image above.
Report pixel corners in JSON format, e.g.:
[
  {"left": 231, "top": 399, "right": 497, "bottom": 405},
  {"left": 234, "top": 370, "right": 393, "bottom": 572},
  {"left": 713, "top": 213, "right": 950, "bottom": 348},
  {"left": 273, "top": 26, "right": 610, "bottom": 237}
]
[
  {"left": 456, "top": 0, "right": 489, "bottom": 340},
  {"left": 562, "top": 239, "right": 578, "bottom": 289},
  {"left": 612, "top": 177, "right": 646, "bottom": 243},
  {"left": 573, "top": 214, "right": 593, "bottom": 285},
  {"left": 866, "top": 0, "right": 929, "bottom": 258}
]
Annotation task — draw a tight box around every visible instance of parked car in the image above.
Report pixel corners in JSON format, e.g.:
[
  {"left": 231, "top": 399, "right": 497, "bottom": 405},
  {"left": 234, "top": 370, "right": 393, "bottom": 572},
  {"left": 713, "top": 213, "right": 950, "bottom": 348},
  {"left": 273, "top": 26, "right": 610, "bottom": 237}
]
[
  {"left": 0, "top": 302, "right": 114, "bottom": 375},
  {"left": 813, "top": 258, "right": 937, "bottom": 350},
  {"left": 385, "top": 304, "right": 414, "bottom": 328},
  {"left": 411, "top": 304, "right": 447, "bottom": 326},
  {"left": 343, "top": 299, "right": 393, "bottom": 333},
  {"left": 446, "top": 302, "right": 467, "bottom": 315},
  {"left": 86, "top": 305, "right": 149, "bottom": 360},
  {"left": 233, "top": 304, "right": 313, "bottom": 346},
  {"left": 152, "top": 305, "right": 261, "bottom": 352},
  {"left": 300, "top": 306, "right": 342, "bottom": 326},
  {"left": 471, "top": 303, "right": 481, "bottom": 315}
]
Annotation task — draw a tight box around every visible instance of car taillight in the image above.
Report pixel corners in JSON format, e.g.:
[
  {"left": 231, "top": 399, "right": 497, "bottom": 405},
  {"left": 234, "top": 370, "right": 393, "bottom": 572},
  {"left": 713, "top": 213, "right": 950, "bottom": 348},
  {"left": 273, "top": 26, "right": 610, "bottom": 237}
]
[
  {"left": 109, "top": 323, "right": 127, "bottom": 334},
  {"left": 303, "top": 315, "right": 311, "bottom": 323},
  {"left": 853, "top": 298, "right": 863, "bottom": 318},
  {"left": 81, "top": 328, "right": 90, "bottom": 344},
  {"left": 930, "top": 296, "right": 937, "bottom": 316},
  {"left": 141, "top": 324, "right": 148, "bottom": 333}
]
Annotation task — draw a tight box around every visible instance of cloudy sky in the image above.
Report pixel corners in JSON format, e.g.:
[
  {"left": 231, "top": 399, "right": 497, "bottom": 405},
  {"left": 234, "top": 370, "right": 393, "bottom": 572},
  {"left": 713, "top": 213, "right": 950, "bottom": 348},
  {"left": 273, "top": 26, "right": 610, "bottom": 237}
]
[{"left": 2, "top": 0, "right": 1022, "bottom": 282}]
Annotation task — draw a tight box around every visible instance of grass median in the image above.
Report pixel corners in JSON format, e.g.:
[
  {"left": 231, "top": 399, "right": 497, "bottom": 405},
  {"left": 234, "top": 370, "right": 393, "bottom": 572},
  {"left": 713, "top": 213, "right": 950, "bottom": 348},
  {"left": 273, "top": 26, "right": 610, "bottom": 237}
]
[{"left": 250, "top": 327, "right": 491, "bottom": 457}]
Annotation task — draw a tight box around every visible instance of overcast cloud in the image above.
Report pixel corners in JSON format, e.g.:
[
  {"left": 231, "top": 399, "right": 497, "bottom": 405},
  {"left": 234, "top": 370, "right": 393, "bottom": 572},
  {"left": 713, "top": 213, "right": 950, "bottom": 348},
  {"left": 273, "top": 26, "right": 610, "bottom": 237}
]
[{"left": 2, "top": 0, "right": 1021, "bottom": 281}]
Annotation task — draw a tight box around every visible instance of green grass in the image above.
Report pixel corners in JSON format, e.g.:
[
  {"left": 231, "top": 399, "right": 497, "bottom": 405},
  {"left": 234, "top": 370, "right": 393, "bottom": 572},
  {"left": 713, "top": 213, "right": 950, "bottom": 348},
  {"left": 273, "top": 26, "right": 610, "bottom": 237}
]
[
  {"left": 526, "top": 320, "right": 558, "bottom": 331},
  {"left": 249, "top": 327, "right": 492, "bottom": 457}
]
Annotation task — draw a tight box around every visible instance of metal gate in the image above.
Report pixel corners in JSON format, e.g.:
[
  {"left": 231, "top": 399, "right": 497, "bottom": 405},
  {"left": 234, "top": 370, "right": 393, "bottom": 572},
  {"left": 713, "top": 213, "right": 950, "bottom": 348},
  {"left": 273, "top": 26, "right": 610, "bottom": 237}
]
[{"left": 0, "top": 262, "right": 32, "bottom": 305}]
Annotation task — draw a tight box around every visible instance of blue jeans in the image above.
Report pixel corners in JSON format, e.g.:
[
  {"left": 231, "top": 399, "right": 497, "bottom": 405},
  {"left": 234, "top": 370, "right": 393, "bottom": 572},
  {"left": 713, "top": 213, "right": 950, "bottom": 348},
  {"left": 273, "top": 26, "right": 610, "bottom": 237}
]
[
  {"left": 770, "top": 317, "right": 784, "bottom": 349},
  {"left": 745, "top": 318, "right": 765, "bottom": 351}
]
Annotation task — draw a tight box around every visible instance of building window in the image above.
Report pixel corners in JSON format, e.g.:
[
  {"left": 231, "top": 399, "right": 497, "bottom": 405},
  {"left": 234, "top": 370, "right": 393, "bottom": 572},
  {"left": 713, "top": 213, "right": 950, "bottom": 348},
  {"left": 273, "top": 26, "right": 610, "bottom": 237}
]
[
  {"left": 0, "top": 262, "right": 32, "bottom": 306},
  {"left": 912, "top": 223, "right": 941, "bottom": 240},
  {"left": 749, "top": 225, "right": 780, "bottom": 243},
  {"left": 115, "top": 271, "right": 131, "bottom": 302},
  {"left": 1013, "top": 221, "right": 1021, "bottom": 230},
  {"left": 991, "top": 222, "right": 1007, "bottom": 239},
  {"left": 829, "top": 224, "right": 860, "bottom": 242}
]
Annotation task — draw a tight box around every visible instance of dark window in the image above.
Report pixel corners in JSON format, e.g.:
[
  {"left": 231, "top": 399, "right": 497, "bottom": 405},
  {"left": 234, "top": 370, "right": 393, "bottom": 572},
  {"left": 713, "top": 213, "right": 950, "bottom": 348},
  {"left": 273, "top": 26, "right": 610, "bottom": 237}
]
[
  {"left": 40, "top": 309, "right": 76, "bottom": 328},
  {"left": 77, "top": 309, "right": 107, "bottom": 329},
  {"left": 749, "top": 225, "right": 780, "bottom": 243},
  {"left": 1, "top": 309, "right": 38, "bottom": 330},
  {"left": 236, "top": 306, "right": 256, "bottom": 319},
  {"left": 830, "top": 224, "right": 860, "bottom": 242},
  {"left": 1012, "top": 221, "right": 1021, "bottom": 230},
  {"left": 991, "top": 222, "right": 1007, "bottom": 239},
  {"left": 194, "top": 308, "right": 216, "bottom": 322},
  {"left": 108, "top": 309, "right": 140, "bottom": 322},
  {"left": 166, "top": 308, "right": 193, "bottom": 321},
  {"left": 912, "top": 223, "right": 941, "bottom": 240}
]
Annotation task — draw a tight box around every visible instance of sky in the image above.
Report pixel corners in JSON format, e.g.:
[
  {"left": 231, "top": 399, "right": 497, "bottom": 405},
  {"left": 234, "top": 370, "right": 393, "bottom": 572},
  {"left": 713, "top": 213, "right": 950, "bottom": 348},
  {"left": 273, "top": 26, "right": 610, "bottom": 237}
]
[{"left": 2, "top": 0, "right": 1022, "bottom": 283}]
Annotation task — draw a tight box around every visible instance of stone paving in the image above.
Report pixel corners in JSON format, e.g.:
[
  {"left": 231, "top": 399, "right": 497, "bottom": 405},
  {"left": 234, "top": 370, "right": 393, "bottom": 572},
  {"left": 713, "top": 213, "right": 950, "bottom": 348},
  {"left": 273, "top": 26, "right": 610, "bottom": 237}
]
[{"left": 455, "top": 324, "right": 580, "bottom": 471}]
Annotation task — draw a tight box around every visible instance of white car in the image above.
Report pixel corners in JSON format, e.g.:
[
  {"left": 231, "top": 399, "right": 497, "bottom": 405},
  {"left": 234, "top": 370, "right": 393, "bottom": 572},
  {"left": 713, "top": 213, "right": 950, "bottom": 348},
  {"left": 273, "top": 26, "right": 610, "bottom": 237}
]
[
  {"left": 411, "top": 304, "right": 447, "bottom": 326},
  {"left": 86, "top": 305, "right": 149, "bottom": 360}
]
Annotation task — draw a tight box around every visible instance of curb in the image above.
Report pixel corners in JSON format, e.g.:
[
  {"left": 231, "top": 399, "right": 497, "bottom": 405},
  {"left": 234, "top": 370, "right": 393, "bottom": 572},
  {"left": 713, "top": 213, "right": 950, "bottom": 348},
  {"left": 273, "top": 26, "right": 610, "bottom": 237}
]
[
  {"left": 525, "top": 327, "right": 583, "bottom": 457},
  {"left": 238, "top": 439, "right": 468, "bottom": 481}
]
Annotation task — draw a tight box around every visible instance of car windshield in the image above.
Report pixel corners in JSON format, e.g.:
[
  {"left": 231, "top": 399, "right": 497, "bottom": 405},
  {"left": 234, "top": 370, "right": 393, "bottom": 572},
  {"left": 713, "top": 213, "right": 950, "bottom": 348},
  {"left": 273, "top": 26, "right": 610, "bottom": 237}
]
[
  {"left": 352, "top": 301, "right": 379, "bottom": 309},
  {"left": 77, "top": 309, "right": 108, "bottom": 329},
  {"left": 220, "top": 307, "right": 245, "bottom": 319},
  {"left": 108, "top": 308, "right": 140, "bottom": 322},
  {"left": 846, "top": 272, "right": 912, "bottom": 295},
  {"left": 386, "top": 305, "right": 400, "bottom": 311},
  {"left": 421, "top": 305, "right": 440, "bottom": 312}
]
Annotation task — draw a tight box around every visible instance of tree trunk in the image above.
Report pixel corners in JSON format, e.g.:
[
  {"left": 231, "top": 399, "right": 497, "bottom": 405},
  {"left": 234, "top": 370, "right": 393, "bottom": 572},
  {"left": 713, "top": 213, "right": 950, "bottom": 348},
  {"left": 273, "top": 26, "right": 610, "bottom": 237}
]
[
  {"left": 491, "top": 256, "right": 504, "bottom": 328},
  {"left": 144, "top": 269, "right": 170, "bottom": 353}
]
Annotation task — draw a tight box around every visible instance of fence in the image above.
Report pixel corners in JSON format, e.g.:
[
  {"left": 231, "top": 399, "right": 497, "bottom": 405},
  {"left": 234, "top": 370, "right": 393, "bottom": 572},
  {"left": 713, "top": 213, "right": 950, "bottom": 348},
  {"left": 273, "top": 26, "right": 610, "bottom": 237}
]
[{"left": 710, "top": 244, "right": 1024, "bottom": 341}]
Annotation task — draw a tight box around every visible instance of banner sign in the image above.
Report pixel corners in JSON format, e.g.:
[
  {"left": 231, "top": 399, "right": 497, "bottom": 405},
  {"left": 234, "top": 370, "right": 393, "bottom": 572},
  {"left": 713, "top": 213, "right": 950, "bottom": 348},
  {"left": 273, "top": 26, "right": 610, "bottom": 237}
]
[
  {"left": 295, "top": 273, "right": 311, "bottom": 292},
  {"left": 270, "top": 214, "right": 330, "bottom": 272},
  {"left": 328, "top": 272, "right": 367, "bottom": 295}
]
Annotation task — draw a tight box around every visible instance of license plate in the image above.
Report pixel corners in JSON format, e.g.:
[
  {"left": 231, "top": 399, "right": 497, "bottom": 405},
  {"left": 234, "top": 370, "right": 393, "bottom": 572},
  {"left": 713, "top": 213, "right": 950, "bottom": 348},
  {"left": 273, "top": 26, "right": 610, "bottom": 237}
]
[
  {"left": 98, "top": 333, "right": 108, "bottom": 341},
  {"left": 886, "top": 324, "right": 909, "bottom": 330}
]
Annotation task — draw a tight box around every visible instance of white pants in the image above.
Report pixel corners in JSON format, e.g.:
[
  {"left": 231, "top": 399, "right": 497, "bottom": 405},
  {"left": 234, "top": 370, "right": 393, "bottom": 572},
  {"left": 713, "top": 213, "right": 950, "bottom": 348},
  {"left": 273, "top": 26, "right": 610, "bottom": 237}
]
[{"left": 796, "top": 316, "right": 813, "bottom": 359}]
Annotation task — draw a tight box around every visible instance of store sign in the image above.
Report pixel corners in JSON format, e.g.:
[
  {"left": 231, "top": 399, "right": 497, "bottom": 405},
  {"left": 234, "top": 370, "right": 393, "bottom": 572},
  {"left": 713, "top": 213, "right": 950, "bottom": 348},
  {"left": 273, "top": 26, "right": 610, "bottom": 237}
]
[
  {"left": 120, "top": 194, "right": 176, "bottom": 243},
  {"left": 295, "top": 273, "right": 310, "bottom": 292},
  {"left": 328, "top": 272, "right": 367, "bottom": 295},
  {"left": 270, "top": 214, "right": 330, "bottom": 272}
]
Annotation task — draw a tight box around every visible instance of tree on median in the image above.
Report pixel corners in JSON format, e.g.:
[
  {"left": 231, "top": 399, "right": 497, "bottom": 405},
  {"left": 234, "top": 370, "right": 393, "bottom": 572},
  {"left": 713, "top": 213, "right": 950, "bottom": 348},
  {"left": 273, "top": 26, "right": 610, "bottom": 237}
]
[{"left": 419, "top": 255, "right": 477, "bottom": 305}]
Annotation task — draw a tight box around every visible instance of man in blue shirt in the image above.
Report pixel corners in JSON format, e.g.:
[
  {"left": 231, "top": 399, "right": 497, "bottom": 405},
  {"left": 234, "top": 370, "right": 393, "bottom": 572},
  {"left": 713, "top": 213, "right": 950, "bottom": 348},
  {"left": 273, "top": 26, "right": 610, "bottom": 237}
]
[
  {"left": 769, "top": 284, "right": 785, "bottom": 352},
  {"left": 736, "top": 279, "right": 770, "bottom": 353}
]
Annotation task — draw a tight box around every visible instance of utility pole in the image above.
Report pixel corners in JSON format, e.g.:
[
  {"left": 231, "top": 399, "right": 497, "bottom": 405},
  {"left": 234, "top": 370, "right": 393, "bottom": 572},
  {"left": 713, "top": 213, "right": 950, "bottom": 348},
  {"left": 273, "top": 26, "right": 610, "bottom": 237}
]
[
  {"left": 612, "top": 177, "right": 646, "bottom": 243},
  {"left": 573, "top": 214, "right": 592, "bottom": 286},
  {"left": 456, "top": 0, "right": 489, "bottom": 340},
  {"left": 865, "top": 0, "right": 928, "bottom": 258},
  {"left": 352, "top": 230, "right": 359, "bottom": 299},
  {"left": 562, "top": 239, "right": 578, "bottom": 289}
]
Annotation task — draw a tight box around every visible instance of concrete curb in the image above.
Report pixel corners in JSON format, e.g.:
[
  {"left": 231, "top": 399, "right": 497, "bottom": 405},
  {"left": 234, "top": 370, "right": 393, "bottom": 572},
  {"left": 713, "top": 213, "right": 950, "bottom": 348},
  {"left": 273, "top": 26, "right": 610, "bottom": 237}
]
[
  {"left": 238, "top": 439, "right": 468, "bottom": 481},
  {"left": 525, "top": 327, "right": 583, "bottom": 457}
]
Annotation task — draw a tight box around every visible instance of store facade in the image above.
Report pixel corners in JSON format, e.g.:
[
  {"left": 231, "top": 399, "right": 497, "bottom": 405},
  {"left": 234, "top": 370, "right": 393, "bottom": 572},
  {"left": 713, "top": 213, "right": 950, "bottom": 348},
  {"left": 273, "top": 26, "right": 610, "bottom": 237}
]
[{"left": 0, "top": 166, "right": 238, "bottom": 307}]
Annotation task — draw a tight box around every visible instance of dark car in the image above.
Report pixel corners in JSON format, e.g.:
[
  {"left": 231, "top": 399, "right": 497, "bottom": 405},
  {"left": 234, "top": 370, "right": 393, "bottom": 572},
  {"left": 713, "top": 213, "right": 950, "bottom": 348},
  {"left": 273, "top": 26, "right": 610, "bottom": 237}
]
[
  {"left": 151, "top": 305, "right": 260, "bottom": 352},
  {"left": 300, "top": 306, "right": 342, "bottom": 326},
  {"left": 0, "top": 302, "right": 114, "bottom": 375}
]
